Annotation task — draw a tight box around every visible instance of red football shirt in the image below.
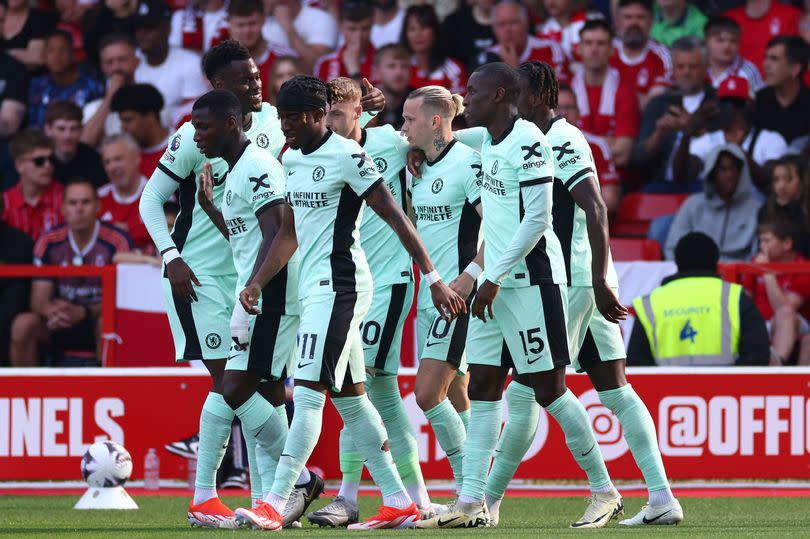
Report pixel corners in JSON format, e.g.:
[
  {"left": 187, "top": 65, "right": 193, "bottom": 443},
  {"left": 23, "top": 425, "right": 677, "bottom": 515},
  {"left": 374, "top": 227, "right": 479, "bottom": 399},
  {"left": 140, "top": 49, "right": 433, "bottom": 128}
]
[
  {"left": 609, "top": 39, "right": 671, "bottom": 95},
  {"left": 409, "top": 57, "right": 468, "bottom": 95},
  {"left": 1, "top": 181, "right": 63, "bottom": 240},
  {"left": 571, "top": 68, "right": 640, "bottom": 138},
  {"left": 314, "top": 45, "right": 376, "bottom": 84},
  {"left": 583, "top": 132, "right": 619, "bottom": 186},
  {"left": 724, "top": 3, "right": 800, "bottom": 74},
  {"left": 139, "top": 141, "right": 168, "bottom": 179},
  {"left": 487, "top": 35, "right": 571, "bottom": 83},
  {"left": 97, "top": 177, "right": 152, "bottom": 254},
  {"left": 747, "top": 255, "right": 810, "bottom": 320}
]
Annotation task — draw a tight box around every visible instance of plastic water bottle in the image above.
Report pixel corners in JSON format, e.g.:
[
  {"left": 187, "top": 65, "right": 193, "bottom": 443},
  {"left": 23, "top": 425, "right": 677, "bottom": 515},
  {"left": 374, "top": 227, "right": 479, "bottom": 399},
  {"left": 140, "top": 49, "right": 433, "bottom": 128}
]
[
  {"left": 144, "top": 448, "right": 160, "bottom": 490},
  {"left": 187, "top": 458, "right": 197, "bottom": 489}
]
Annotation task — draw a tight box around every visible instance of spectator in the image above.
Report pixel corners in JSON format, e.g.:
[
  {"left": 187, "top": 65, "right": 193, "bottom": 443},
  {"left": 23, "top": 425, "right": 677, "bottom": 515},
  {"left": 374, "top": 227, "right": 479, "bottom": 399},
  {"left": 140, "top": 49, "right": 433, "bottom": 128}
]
[
  {"left": 169, "top": 0, "right": 229, "bottom": 53},
  {"left": 536, "top": 0, "right": 595, "bottom": 63},
  {"left": 0, "top": 195, "right": 34, "bottom": 365},
  {"left": 0, "top": 0, "right": 27, "bottom": 138},
  {"left": 748, "top": 216, "right": 810, "bottom": 365},
  {"left": 113, "top": 200, "right": 177, "bottom": 266},
  {"left": 80, "top": 0, "right": 138, "bottom": 66},
  {"left": 678, "top": 75, "right": 787, "bottom": 191},
  {"left": 373, "top": 43, "right": 412, "bottom": 129},
  {"left": 650, "top": 0, "right": 707, "bottom": 47},
  {"left": 754, "top": 36, "right": 810, "bottom": 150},
  {"left": 2, "top": 0, "right": 57, "bottom": 70},
  {"left": 628, "top": 231, "right": 769, "bottom": 366},
  {"left": 3, "top": 129, "right": 63, "bottom": 240},
  {"left": 704, "top": 16, "right": 763, "bottom": 93},
  {"left": 632, "top": 38, "right": 715, "bottom": 192},
  {"left": 133, "top": 0, "right": 209, "bottom": 128},
  {"left": 110, "top": 83, "right": 168, "bottom": 178},
  {"left": 227, "top": 0, "right": 295, "bottom": 102},
  {"left": 485, "top": 0, "right": 569, "bottom": 81},
  {"left": 571, "top": 19, "right": 639, "bottom": 167},
  {"left": 81, "top": 34, "right": 140, "bottom": 148},
  {"left": 266, "top": 55, "right": 303, "bottom": 105},
  {"left": 665, "top": 144, "right": 761, "bottom": 261},
  {"left": 262, "top": 0, "right": 338, "bottom": 72},
  {"left": 314, "top": 0, "right": 376, "bottom": 82},
  {"left": 443, "top": 0, "right": 494, "bottom": 73},
  {"left": 610, "top": 0, "right": 672, "bottom": 110},
  {"left": 54, "top": 0, "right": 92, "bottom": 63},
  {"left": 27, "top": 30, "right": 104, "bottom": 128},
  {"left": 758, "top": 155, "right": 810, "bottom": 257},
  {"left": 98, "top": 133, "right": 151, "bottom": 252},
  {"left": 9, "top": 178, "right": 131, "bottom": 367},
  {"left": 370, "top": 0, "right": 405, "bottom": 49},
  {"left": 400, "top": 5, "right": 468, "bottom": 94},
  {"left": 557, "top": 83, "right": 622, "bottom": 214},
  {"left": 44, "top": 101, "right": 107, "bottom": 188},
  {"left": 724, "top": 0, "right": 801, "bottom": 76}
]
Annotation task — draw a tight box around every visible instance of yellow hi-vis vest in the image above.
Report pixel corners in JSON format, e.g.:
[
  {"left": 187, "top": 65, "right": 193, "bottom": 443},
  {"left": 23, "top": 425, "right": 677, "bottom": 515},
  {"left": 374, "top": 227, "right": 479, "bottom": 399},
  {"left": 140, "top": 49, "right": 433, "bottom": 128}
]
[{"left": 632, "top": 276, "right": 741, "bottom": 366}]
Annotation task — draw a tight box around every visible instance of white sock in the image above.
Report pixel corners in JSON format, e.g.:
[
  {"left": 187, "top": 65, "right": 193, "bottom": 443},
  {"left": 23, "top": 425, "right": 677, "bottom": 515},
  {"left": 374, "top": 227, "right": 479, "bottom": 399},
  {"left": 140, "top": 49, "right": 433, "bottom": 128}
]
[
  {"left": 295, "top": 468, "right": 311, "bottom": 487},
  {"left": 458, "top": 494, "right": 482, "bottom": 504},
  {"left": 592, "top": 483, "right": 615, "bottom": 494},
  {"left": 484, "top": 493, "right": 501, "bottom": 512},
  {"left": 338, "top": 481, "right": 360, "bottom": 503},
  {"left": 649, "top": 487, "right": 675, "bottom": 506},
  {"left": 407, "top": 483, "right": 431, "bottom": 509},
  {"left": 193, "top": 487, "right": 217, "bottom": 505},
  {"left": 382, "top": 489, "right": 411, "bottom": 509},
  {"left": 265, "top": 492, "right": 287, "bottom": 513}
]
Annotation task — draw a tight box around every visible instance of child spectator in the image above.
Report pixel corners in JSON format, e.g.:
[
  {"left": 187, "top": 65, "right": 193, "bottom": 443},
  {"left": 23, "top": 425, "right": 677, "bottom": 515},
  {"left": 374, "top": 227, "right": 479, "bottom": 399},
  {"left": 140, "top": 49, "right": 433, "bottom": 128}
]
[
  {"left": 266, "top": 56, "right": 303, "bottom": 105},
  {"left": 758, "top": 156, "right": 810, "bottom": 258},
  {"left": 314, "top": 0, "right": 376, "bottom": 82},
  {"left": 704, "top": 16, "right": 763, "bottom": 93},
  {"left": 724, "top": 0, "right": 801, "bottom": 76},
  {"left": 401, "top": 5, "right": 467, "bottom": 94}
]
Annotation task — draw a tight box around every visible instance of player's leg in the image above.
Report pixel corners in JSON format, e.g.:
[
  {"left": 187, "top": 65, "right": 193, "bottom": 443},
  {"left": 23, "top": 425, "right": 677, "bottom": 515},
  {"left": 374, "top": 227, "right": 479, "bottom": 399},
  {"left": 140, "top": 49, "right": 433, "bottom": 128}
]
[{"left": 448, "top": 372, "right": 471, "bottom": 430}]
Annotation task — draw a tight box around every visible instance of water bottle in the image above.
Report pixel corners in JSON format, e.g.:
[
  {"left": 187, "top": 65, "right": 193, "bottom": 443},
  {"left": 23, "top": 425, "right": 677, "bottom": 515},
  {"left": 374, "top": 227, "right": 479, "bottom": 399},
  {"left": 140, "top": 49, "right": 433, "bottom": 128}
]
[
  {"left": 187, "top": 458, "right": 197, "bottom": 489},
  {"left": 143, "top": 448, "right": 160, "bottom": 490}
]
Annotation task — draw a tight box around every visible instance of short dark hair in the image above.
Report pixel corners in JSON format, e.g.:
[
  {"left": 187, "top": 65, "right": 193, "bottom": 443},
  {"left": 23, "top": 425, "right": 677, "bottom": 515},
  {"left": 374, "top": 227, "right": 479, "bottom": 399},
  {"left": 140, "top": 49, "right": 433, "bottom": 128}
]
[
  {"left": 759, "top": 214, "right": 801, "bottom": 246},
  {"left": 110, "top": 83, "right": 164, "bottom": 116},
  {"left": 472, "top": 62, "right": 521, "bottom": 104},
  {"left": 374, "top": 43, "right": 411, "bottom": 65},
  {"left": 767, "top": 36, "right": 810, "bottom": 76},
  {"left": 674, "top": 232, "right": 720, "bottom": 273},
  {"left": 617, "top": 0, "right": 652, "bottom": 13},
  {"left": 63, "top": 177, "right": 98, "bottom": 198},
  {"left": 579, "top": 18, "right": 613, "bottom": 40},
  {"left": 44, "top": 101, "right": 83, "bottom": 125},
  {"left": 202, "top": 39, "right": 252, "bottom": 82},
  {"left": 46, "top": 28, "right": 74, "bottom": 46},
  {"left": 99, "top": 33, "right": 137, "bottom": 52},
  {"left": 192, "top": 89, "right": 243, "bottom": 121},
  {"left": 227, "top": 0, "right": 263, "bottom": 17},
  {"left": 400, "top": 5, "right": 446, "bottom": 73},
  {"left": 279, "top": 75, "right": 329, "bottom": 107},
  {"left": 340, "top": 0, "right": 374, "bottom": 21},
  {"left": 704, "top": 15, "right": 740, "bottom": 37},
  {"left": 9, "top": 129, "right": 54, "bottom": 160}
]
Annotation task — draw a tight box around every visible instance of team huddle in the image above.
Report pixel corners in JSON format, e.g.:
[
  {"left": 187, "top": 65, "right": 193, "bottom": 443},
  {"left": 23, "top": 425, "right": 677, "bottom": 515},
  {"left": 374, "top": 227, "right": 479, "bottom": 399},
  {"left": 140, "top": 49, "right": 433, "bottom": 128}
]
[{"left": 139, "top": 39, "right": 684, "bottom": 531}]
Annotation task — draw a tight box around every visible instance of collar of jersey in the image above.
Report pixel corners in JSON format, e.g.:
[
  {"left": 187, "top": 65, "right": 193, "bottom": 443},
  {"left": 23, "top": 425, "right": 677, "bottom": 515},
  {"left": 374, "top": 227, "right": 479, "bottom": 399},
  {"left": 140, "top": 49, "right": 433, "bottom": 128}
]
[
  {"left": 359, "top": 128, "right": 368, "bottom": 147},
  {"left": 425, "top": 138, "right": 457, "bottom": 167},
  {"left": 228, "top": 140, "right": 252, "bottom": 172},
  {"left": 542, "top": 115, "right": 565, "bottom": 135},
  {"left": 490, "top": 115, "right": 519, "bottom": 146},
  {"left": 301, "top": 129, "right": 332, "bottom": 155}
]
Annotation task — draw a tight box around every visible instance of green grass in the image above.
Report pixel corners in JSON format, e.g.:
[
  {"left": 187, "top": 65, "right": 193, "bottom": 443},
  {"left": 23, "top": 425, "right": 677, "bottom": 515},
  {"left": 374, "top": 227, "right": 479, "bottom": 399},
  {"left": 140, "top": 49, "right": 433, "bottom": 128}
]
[{"left": 1, "top": 495, "right": 810, "bottom": 538}]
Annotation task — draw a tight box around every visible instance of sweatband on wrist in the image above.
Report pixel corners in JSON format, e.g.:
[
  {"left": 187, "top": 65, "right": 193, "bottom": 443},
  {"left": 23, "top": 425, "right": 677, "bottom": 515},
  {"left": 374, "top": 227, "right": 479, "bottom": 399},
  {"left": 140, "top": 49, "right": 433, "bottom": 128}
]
[
  {"left": 422, "top": 270, "right": 441, "bottom": 286},
  {"left": 464, "top": 262, "right": 483, "bottom": 280},
  {"left": 163, "top": 248, "right": 181, "bottom": 265}
]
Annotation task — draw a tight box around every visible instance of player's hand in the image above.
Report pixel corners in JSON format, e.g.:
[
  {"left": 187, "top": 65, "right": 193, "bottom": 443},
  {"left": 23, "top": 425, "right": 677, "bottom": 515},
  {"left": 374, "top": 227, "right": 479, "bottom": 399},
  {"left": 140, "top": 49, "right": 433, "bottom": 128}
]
[
  {"left": 166, "top": 257, "right": 201, "bottom": 302},
  {"left": 471, "top": 279, "right": 499, "bottom": 322},
  {"left": 197, "top": 162, "right": 215, "bottom": 208},
  {"left": 239, "top": 282, "right": 263, "bottom": 315},
  {"left": 593, "top": 280, "right": 628, "bottom": 324},
  {"left": 359, "top": 78, "right": 385, "bottom": 112},
  {"left": 407, "top": 148, "right": 426, "bottom": 178},
  {"left": 229, "top": 305, "right": 252, "bottom": 350},
  {"left": 449, "top": 272, "right": 475, "bottom": 301},
  {"left": 430, "top": 280, "right": 466, "bottom": 321}
]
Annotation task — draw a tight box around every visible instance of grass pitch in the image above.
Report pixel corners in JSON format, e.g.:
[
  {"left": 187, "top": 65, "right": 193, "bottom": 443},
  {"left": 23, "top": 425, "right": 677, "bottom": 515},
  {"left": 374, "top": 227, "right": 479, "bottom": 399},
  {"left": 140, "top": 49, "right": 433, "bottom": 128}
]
[{"left": 2, "top": 495, "right": 810, "bottom": 538}]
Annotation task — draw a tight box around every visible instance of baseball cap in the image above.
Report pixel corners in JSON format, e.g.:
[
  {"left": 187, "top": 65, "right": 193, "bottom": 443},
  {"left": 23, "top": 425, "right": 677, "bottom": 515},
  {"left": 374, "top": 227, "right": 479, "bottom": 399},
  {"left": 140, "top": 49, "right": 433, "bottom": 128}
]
[
  {"left": 134, "top": 0, "right": 171, "bottom": 28},
  {"left": 716, "top": 75, "right": 750, "bottom": 101}
]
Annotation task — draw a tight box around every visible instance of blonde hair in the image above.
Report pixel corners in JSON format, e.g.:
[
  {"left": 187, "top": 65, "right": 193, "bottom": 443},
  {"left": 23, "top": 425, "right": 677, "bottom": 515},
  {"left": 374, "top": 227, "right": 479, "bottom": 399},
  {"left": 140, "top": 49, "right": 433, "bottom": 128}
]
[
  {"left": 407, "top": 86, "right": 465, "bottom": 119},
  {"left": 327, "top": 77, "right": 362, "bottom": 105}
]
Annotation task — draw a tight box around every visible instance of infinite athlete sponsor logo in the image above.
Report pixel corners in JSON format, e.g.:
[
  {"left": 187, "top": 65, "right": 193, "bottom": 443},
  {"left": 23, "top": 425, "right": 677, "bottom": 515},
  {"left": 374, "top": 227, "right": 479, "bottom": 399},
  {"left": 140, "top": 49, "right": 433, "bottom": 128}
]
[
  {"left": 312, "top": 166, "right": 325, "bottom": 182},
  {"left": 257, "top": 133, "right": 269, "bottom": 148},
  {"left": 288, "top": 191, "right": 328, "bottom": 208},
  {"left": 170, "top": 134, "right": 181, "bottom": 151},
  {"left": 490, "top": 160, "right": 499, "bottom": 175},
  {"left": 482, "top": 174, "right": 506, "bottom": 196},
  {"left": 249, "top": 173, "right": 270, "bottom": 192},
  {"left": 414, "top": 204, "right": 453, "bottom": 221},
  {"left": 205, "top": 333, "right": 222, "bottom": 349},
  {"left": 431, "top": 178, "right": 443, "bottom": 193},
  {"left": 226, "top": 216, "right": 247, "bottom": 235},
  {"left": 374, "top": 157, "right": 387, "bottom": 172},
  {"left": 225, "top": 190, "right": 232, "bottom": 205}
]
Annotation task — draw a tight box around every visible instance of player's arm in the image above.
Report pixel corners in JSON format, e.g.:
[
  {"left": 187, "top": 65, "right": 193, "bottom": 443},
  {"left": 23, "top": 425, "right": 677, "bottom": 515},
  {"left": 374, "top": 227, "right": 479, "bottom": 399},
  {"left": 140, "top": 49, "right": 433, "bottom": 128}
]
[
  {"left": 196, "top": 163, "right": 229, "bottom": 239},
  {"left": 569, "top": 177, "right": 628, "bottom": 323},
  {"left": 239, "top": 204, "right": 298, "bottom": 314},
  {"left": 365, "top": 182, "right": 466, "bottom": 320},
  {"left": 449, "top": 209, "right": 484, "bottom": 301}
]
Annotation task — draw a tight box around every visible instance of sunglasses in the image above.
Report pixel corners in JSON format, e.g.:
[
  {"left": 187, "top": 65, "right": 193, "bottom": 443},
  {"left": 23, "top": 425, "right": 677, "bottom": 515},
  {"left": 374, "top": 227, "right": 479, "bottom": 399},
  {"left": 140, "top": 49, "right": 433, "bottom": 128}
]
[{"left": 30, "top": 154, "right": 56, "bottom": 167}]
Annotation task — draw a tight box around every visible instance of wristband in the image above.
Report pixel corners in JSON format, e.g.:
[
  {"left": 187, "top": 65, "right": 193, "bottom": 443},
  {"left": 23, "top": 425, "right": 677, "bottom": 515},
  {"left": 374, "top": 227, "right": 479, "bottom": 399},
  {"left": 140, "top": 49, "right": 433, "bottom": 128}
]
[
  {"left": 422, "top": 269, "right": 442, "bottom": 286},
  {"left": 162, "top": 248, "right": 181, "bottom": 265},
  {"left": 463, "top": 262, "right": 483, "bottom": 280}
]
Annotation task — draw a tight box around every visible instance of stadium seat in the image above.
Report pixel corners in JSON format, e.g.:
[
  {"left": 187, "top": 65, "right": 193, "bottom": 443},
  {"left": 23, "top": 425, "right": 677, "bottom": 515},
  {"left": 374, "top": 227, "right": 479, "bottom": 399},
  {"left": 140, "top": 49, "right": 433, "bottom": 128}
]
[
  {"left": 610, "top": 237, "right": 663, "bottom": 261},
  {"left": 613, "top": 193, "right": 690, "bottom": 237}
]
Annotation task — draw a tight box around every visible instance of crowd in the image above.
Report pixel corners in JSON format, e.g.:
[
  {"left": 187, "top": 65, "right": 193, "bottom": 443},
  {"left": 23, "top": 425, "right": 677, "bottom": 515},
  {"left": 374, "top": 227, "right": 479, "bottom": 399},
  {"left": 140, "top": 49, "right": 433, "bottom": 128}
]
[{"left": 1, "top": 0, "right": 809, "bottom": 366}]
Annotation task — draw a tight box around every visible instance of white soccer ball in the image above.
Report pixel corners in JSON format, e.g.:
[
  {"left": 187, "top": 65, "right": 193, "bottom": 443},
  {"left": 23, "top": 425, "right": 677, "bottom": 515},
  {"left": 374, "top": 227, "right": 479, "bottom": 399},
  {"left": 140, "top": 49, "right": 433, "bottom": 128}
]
[{"left": 81, "top": 441, "right": 133, "bottom": 488}]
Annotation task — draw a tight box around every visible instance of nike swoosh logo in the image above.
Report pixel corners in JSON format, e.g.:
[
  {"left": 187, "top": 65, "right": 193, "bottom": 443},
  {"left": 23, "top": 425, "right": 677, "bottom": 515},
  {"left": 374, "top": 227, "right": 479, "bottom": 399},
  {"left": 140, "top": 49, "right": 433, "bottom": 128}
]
[
  {"left": 298, "top": 362, "right": 313, "bottom": 369},
  {"left": 437, "top": 517, "right": 459, "bottom": 527},
  {"left": 527, "top": 356, "right": 541, "bottom": 364},
  {"left": 571, "top": 511, "right": 610, "bottom": 527},
  {"left": 363, "top": 347, "right": 373, "bottom": 351},
  {"left": 425, "top": 341, "right": 441, "bottom": 347},
  {"left": 227, "top": 355, "right": 238, "bottom": 361},
  {"left": 581, "top": 443, "right": 595, "bottom": 457},
  {"left": 288, "top": 170, "right": 296, "bottom": 175},
  {"left": 643, "top": 509, "right": 672, "bottom": 524}
]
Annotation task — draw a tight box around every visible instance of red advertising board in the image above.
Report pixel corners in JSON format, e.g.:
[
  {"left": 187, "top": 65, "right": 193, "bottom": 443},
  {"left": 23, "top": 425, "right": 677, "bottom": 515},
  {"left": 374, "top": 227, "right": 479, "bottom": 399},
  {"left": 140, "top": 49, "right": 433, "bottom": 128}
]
[{"left": 2, "top": 368, "right": 809, "bottom": 481}]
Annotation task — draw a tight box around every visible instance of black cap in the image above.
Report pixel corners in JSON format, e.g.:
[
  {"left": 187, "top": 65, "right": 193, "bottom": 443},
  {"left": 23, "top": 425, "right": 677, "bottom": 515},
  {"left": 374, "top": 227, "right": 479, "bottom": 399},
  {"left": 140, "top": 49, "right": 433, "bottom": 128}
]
[
  {"left": 134, "top": 0, "right": 171, "bottom": 28},
  {"left": 674, "top": 232, "right": 720, "bottom": 273}
]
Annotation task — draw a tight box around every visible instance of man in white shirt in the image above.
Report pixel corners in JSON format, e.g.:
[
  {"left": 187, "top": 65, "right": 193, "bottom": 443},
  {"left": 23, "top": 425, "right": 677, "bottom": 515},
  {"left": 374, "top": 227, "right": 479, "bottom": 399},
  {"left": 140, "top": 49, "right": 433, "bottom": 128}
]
[
  {"left": 370, "top": 0, "right": 404, "bottom": 48},
  {"left": 262, "top": 0, "right": 338, "bottom": 71},
  {"left": 133, "top": 0, "right": 209, "bottom": 127}
]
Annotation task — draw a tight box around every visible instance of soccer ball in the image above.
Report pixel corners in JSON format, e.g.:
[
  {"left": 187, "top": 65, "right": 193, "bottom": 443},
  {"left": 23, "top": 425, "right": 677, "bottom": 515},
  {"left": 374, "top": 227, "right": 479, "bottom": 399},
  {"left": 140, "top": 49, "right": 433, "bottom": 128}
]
[{"left": 81, "top": 441, "right": 133, "bottom": 488}]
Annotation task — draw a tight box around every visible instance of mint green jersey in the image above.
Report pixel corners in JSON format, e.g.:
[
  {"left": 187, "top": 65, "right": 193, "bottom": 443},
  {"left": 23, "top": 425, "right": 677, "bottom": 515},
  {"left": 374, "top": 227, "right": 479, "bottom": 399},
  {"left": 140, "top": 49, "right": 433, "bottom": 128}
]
[
  {"left": 546, "top": 117, "right": 618, "bottom": 288},
  {"left": 284, "top": 131, "right": 382, "bottom": 297},
  {"left": 480, "top": 117, "right": 566, "bottom": 288},
  {"left": 411, "top": 140, "right": 482, "bottom": 310},
  {"left": 358, "top": 125, "right": 412, "bottom": 288},
  {"left": 156, "top": 102, "right": 283, "bottom": 276},
  {"left": 221, "top": 141, "right": 299, "bottom": 314}
]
